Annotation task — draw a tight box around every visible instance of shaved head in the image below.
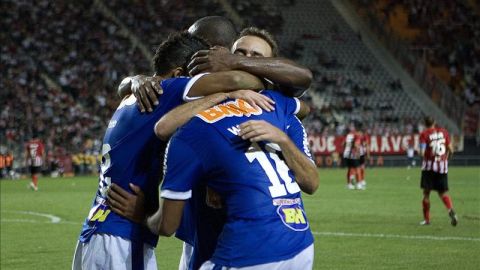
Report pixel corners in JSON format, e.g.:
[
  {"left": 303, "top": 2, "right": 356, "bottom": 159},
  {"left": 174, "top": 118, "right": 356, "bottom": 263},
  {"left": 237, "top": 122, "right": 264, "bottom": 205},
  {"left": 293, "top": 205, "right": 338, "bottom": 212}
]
[{"left": 188, "top": 16, "right": 237, "bottom": 47}]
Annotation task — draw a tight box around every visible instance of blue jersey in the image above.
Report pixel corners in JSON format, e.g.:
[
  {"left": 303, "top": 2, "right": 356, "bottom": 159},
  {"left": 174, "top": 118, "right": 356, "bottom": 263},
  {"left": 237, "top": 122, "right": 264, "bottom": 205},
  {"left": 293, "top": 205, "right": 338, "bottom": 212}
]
[
  {"left": 162, "top": 90, "right": 314, "bottom": 267},
  {"left": 78, "top": 75, "right": 201, "bottom": 247}
]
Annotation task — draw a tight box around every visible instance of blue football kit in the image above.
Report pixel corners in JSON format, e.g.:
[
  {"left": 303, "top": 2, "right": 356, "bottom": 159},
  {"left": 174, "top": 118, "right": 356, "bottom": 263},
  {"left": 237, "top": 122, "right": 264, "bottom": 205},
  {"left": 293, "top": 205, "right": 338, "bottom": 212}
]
[
  {"left": 77, "top": 75, "right": 203, "bottom": 257},
  {"left": 162, "top": 90, "right": 314, "bottom": 268}
]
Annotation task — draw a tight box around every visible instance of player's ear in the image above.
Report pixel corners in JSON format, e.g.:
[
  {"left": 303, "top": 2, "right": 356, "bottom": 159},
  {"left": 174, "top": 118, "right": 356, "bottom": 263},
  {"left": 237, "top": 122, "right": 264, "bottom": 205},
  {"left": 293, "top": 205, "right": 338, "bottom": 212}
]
[{"left": 172, "top": 67, "right": 184, "bottom": 77}]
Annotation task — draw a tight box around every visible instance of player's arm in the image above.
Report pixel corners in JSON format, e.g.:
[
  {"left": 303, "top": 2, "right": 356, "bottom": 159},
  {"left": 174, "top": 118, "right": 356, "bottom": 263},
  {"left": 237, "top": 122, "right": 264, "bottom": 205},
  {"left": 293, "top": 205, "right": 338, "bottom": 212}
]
[
  {"left": 155, "top": 90, "right": 274, "bottom": 141},
  {"left": 365, "top": 141, "right": 371, "bottom": 159},
  {"left": 107, "top": 183, "right": 146, "bottom": 224},
  {"left": 117, "top": 75, "right": 164, "bottom": 113},
  {"left": 146, "top": 198, "right": 185, "bottom": 236},
  {"left": 188, "top": 47, "right": 312, "bottom": 97},
  {"left": 296, "top": 100, "right": 310, "bottom": 120},
  {"left": 150, "top": 136, "right": 204, "bottom": 235},
  {"left": 419, "top": 133, "right": 427, "bottom": 158},
  {"left": 447, "top": 143, "right": 454, "bottom": 160},
  {"left": 239, "top": 119, "right": 319, "bottom": 194},
  {"left": 187, "top": 71, "right": 264, "bottom": 98}
]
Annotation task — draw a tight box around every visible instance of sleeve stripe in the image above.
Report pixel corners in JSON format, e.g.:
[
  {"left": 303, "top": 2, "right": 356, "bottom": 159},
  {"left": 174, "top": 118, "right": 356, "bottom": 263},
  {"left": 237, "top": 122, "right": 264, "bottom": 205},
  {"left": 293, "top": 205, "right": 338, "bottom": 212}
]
[
  {"left": 160, "top": 189, "right": 192, "bottom": 200},
  {"left": 183, "top": 73, "right": 209, "bottom": 102},
  {"left": 293, "top": 97, "right": 301, "bottom": 115}
]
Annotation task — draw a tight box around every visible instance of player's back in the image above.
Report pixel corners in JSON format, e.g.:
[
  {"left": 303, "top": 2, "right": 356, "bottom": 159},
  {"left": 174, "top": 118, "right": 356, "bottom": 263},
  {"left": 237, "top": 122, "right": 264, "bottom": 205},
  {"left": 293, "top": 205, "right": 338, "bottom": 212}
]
[
  {"left": 343, "top": 131, "right": 360, "bottom": 159},
  {"left": 420, "top": 126, "right": 450, "bottom": 173},
  {"left": 79, "top": 77, "right": 193, "bottom": 246},
  {"left": 359, "top": 132, "right": 368, "bottom": 157},
  {"left": 168, "top": 90, "right": 314, "bottom": 267},
  {"left": 26, "top": 139, "right": 44, "bottom": 166}
]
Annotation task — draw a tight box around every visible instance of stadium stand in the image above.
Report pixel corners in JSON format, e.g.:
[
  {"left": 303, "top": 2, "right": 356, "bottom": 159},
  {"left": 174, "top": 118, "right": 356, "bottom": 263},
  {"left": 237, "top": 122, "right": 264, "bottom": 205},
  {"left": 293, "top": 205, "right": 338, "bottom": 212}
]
[
  {"left": 1, "top": 0, "right": 478, "bottom": 174},
  {"left": 272, "top": 0, "right": 426, "bottom": 136},
  {"left": 352, "top": 0, "right": 479, "bottom": 137}
]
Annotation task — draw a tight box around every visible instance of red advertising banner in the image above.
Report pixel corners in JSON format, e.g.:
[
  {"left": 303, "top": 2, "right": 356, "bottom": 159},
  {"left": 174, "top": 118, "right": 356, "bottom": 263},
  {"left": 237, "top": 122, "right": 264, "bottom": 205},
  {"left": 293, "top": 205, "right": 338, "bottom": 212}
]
[{"left": 308, "top": 134, "right": 420, "bottom": 155}]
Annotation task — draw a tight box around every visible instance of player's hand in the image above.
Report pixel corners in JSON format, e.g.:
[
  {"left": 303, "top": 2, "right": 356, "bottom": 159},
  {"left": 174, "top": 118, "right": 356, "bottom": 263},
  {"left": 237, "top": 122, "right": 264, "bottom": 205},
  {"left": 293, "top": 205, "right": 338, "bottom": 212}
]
[
  {"left": 188, "top": 46, "right": 235, "bottom": 76},
  {"left": 131, "top": 75, "right": 163, "bottom": 113},
  {"left": 239, "top": 120, "right": 288, "bottom": 144},
  {"left": 107, "top": 183, "right": 145, "bottom": 224},
  {"left": 205, "top": 187, "right": 223, "bottom": 209},
  {"left": 227, "top": 90, "right": 275, "bottom": 112}
]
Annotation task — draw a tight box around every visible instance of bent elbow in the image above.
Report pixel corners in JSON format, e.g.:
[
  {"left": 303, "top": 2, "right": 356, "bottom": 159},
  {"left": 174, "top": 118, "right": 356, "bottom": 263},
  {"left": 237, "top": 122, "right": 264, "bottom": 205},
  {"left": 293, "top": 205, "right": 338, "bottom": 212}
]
[
  {"left": 154, "top": 121, "right": 169, "bottom": 141},
  {"left": 229, "top": 72, "right": 243, "bottom": 87},
  {"left": 302, "top": 182, "right": 318, "bottom": 195},
  {"left": 304, "top": 170, "right": 319, "bottom": 195},
  {"left": 302, "top": 69, "right": 313, "bottom": 89},
  {"left": 158, "top": 225, "right": 176, "bottom": 237}
]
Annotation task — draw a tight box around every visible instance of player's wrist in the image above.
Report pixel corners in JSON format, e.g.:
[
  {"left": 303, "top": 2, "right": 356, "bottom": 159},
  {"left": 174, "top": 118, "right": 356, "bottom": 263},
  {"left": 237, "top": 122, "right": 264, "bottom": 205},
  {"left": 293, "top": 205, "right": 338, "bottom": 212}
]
[
  {"left": 232, "top": 54, "right": 248, "bottom": 70},
  {"left": 275, "top": 132, "right": 290, "bottom": 146}
]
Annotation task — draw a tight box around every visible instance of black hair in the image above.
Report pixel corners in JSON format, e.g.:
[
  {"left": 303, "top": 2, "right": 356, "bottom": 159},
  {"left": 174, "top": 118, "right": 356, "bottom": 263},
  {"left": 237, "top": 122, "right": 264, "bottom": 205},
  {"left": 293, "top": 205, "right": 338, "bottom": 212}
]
[
  {"left": 152, "top": 31, "right": 209, "bottom": 76},
  {"left": 188, "top": 16, "right": 237, "bottom": 47},
  {"left": 424, "top": 116, "right": 435, "bottom": 127}
]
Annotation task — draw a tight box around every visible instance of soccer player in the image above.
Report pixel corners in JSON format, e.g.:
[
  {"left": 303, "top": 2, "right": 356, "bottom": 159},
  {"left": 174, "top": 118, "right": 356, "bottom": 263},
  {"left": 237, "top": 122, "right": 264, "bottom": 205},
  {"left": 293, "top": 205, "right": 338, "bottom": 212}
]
[
  {"left": 147, "top": 89, "right": 318, "bottom": 269},
  {"left": 343, "top": 124, "right": 361, "bottom": 190},
  {"left": 404, "top": 141, "right": 416, "bottom": 169},
  {"left": 419, "top": 116, "right": 457, "bottom": 226},
  {"left": 357, "top": 125, "right": 369, "bottom": 190},
  {"left": 25, "top": 133, "right": 45, "bottom": 191},
  {"left": 72, "top": 32, "right": 270, "bottom": 270}
]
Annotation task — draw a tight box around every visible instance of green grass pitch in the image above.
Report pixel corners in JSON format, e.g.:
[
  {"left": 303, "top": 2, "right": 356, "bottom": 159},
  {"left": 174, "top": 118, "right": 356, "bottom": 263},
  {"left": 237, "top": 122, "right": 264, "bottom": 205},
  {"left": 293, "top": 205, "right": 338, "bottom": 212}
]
[{"left": 1, "top": 167, "right": 479, "bottom": 269}]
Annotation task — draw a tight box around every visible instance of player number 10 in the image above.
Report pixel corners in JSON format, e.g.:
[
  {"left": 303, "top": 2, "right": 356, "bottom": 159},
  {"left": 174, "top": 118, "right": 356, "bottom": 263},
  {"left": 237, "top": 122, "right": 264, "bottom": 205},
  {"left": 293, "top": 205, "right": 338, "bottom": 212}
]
[{"left": 245, "top": 142, "right": 301, "bottom": 198}]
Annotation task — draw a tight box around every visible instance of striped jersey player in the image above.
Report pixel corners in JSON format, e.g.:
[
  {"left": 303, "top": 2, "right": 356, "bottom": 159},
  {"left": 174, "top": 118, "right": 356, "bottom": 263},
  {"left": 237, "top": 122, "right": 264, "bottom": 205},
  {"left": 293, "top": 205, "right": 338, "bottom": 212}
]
[
  {"left": 25, "top": 135, "right": 45, "bottom": 191},
  {"left": 418, "top": 116, "right": 457, "bottom": 226}
]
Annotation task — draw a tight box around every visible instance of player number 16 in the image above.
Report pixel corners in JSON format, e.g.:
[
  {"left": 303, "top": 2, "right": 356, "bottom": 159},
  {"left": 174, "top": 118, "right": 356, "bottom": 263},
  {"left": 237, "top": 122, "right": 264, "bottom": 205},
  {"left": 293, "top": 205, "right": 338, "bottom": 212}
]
[{"left": 245, "top": 142, "right": 301, "bottom": 198}]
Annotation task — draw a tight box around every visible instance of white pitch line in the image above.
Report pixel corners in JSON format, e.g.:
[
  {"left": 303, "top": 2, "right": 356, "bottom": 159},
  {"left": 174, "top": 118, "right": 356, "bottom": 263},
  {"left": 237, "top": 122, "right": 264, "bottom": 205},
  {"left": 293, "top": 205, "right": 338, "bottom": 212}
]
[
  {"left": 2, "top": 210, "right": 61, "bottom": 223},
  {"left": 1, "top": 210, "right": 82, "bottom": 225},
  {"left": 312, "top": 231, "right": 480, "bottom": 242},
  {"left": 1, "top": 211, "right": 479, "bottom": 242}
]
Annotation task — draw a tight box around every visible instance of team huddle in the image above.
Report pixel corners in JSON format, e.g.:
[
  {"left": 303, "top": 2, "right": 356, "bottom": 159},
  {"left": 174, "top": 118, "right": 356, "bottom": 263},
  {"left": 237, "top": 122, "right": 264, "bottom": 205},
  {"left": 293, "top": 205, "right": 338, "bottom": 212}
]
[
  {"left": 72, "top": 16, "right": 318, "bottom": 270},
  {"left": 71, "top": 15, "right": 457, "bottom": 270}
]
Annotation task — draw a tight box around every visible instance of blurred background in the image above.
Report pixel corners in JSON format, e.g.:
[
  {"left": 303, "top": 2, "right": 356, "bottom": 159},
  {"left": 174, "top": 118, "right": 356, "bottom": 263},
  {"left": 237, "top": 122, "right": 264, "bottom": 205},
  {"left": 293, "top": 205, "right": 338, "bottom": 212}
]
[{"left": 1, "top": 0, "right": 479, "bottom": 178}]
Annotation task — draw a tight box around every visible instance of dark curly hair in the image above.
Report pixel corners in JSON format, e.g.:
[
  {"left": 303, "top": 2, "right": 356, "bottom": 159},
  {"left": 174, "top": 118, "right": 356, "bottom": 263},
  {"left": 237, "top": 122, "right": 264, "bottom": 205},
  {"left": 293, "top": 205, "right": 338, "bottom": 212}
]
[{"left": 152, "top": 31, "right": 209, "bottom": 76}]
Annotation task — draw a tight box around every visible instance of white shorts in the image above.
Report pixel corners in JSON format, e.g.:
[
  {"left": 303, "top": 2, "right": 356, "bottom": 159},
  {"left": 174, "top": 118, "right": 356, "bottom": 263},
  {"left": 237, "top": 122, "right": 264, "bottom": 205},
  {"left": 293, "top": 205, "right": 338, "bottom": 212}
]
[
  {"left": 178, "top": 242, "right": 194, "bottom": 270},
  {"left": 199, "top": 244, "right": 314, "bottom": 270},
  {"left": 72, "top": 233, "right": 157, "bottom": 270}
]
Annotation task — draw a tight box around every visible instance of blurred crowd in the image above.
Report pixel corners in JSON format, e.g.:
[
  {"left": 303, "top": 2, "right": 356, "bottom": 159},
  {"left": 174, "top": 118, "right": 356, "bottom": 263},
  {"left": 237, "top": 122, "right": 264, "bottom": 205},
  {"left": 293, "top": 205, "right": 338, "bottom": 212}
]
[
  {"left": 375, "top": 0, "right": 480, "bottom": 106},
  {"left": 1, "top": 0, "right": 149, "bottom": 159},
  {"left": 2, "top": 0, "right": 472, "bottom": 174},
  {"left": 301, "top": 75, "right": 420, "bottom": 137}
]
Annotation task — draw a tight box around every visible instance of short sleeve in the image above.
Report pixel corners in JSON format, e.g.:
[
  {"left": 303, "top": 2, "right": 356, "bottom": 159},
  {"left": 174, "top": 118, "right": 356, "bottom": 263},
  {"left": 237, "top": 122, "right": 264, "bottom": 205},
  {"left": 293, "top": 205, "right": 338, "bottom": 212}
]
[
  {"left": 262, "top": 90, "right": 300, "bottom": 116},
  {"left": 160, "top": 74, "right": 207, "bottom": 103},
  {"left": 286, "top": 116, "right": 314, "bottom": 162},
  {"left": 160, "top": 136, "right": 204, "bottom": 200},
  {"left": 444, "top": 130, "right": 451, "bottom": 146}
]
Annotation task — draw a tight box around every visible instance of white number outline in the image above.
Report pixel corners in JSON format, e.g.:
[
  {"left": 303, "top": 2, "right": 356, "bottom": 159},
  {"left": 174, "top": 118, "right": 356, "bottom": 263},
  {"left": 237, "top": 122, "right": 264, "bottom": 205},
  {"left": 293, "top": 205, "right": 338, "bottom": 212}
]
[
  {"left": 98, "top": 144, "right": 112, "bottom": 198},
  {"left": 430, "top": 136, "right": 446, "bottom": 157},
  {"left": 245, "top": 142, "right": 301, "bottom": 198}
]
